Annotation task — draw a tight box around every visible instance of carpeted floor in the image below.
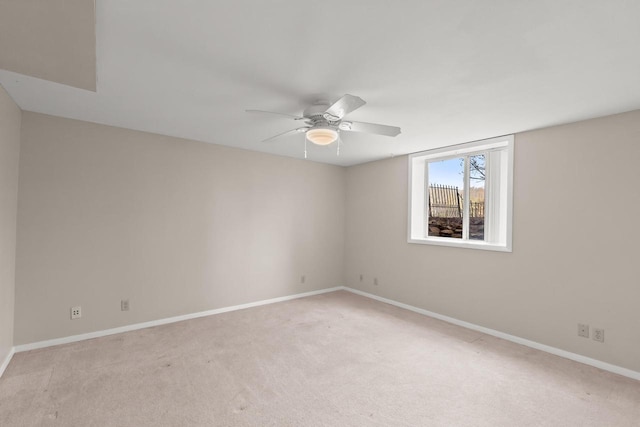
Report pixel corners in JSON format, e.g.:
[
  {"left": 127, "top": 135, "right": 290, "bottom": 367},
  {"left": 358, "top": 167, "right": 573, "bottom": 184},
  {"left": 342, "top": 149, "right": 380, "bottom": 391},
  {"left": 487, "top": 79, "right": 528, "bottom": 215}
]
[{"left": 1, "top": 290, "right": 639, "bottom": 426}]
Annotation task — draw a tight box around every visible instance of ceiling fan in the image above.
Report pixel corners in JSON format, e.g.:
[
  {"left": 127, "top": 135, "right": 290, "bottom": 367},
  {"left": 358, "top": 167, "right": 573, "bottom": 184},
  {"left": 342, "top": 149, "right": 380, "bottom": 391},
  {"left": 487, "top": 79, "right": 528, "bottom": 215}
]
[{"left": 247, "top": 94, "right": 401, "bottom": 158}]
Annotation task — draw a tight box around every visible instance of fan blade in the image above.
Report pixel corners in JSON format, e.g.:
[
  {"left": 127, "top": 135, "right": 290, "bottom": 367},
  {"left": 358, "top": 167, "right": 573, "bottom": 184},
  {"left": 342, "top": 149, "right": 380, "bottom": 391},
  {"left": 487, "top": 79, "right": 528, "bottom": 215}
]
[
  {"left": 323, "top": 94, "right": 366, "bottom": 121},
  {"left": 246, "top": 109, "right": 304, "bottom": 120},
  {"left": 340, "top": 121, "right": 401, "bottom": 137},
  {"left": 262, "top": 127, "right": 308, "bottom": 142}
]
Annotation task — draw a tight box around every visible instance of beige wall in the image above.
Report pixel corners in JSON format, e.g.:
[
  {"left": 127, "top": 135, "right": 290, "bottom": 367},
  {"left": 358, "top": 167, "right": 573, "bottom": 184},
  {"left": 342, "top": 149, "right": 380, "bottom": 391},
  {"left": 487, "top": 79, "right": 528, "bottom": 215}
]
[
  {"left": 14, "top": 112, "right": 345, "bottom": 344},
  {"left": 0, "top": 0, "right": 96, "bottom": 90},
  {"left": 0, "top": 85, "right": 21, "bottom": 364},
  {"left": 345, "top": 110, "right": 640, "bottom": 372},
  {"left": 12, "top": 107, "right": 640, "bottom": 373}
]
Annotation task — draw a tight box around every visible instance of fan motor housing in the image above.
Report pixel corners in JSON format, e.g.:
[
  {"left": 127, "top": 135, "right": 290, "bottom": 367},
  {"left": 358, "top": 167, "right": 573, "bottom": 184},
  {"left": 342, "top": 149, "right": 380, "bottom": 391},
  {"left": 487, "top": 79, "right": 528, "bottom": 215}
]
[{"left": 303, "top": 103, "right": 331, "bottom": 120}]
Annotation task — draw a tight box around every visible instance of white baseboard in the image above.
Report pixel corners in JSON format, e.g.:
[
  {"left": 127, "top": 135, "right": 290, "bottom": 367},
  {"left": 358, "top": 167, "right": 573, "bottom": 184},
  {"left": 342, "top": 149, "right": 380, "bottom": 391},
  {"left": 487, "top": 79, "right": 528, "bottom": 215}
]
[
  {"left": 12, "top": 285, "right": 640, "bottom": 382},
  {"left": 343, "top": 287, "right": 640, "bottom": 382},
  {"left": 14, "top": 286, "right": 343, "bottom": 353},
  {"left": 0, "top": 347, "right": 15, "bottom": 378}
]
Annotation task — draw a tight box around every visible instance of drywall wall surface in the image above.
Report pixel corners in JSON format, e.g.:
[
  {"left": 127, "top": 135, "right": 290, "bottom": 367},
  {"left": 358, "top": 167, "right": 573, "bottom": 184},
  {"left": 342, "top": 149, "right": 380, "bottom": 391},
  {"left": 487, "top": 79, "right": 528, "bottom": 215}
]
[
  {"left": 345, "top": 109, "right": 640, "bottom": 372},
  {"left": 14, "top": 112, "right": 345, "bottom": 344},
  {"left": 0, "top": 85, "right": 21, "bottom": 363},
  {"left": 0, "top": 0, "right": 96, "bottom": 90}
]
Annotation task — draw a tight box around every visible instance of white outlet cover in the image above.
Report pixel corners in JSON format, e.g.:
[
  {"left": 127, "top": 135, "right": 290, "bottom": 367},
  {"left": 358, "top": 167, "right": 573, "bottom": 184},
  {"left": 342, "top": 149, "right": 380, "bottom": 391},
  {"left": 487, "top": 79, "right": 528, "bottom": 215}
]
[
  {"left": 578, "top": 324, "right": 589, "bottom": 338},
  {"left": 594, "top": 328, "right": 605, "bottom": 342},
  {"left": 70, "top": 306, "right": 82, "bottom": 319}
]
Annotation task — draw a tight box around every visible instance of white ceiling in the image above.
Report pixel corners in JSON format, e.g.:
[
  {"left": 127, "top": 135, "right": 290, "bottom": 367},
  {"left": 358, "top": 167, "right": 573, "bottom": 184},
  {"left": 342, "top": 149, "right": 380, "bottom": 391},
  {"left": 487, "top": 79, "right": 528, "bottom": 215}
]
[{"left": 1, "top": 0, "right": 640, "bottom": 166}]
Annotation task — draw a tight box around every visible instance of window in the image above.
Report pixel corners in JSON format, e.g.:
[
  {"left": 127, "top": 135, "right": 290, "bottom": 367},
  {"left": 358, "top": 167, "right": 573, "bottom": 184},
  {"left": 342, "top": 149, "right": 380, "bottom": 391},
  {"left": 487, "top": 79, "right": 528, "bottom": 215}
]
[{"left": 408, "top": 135, "right": 513, "bottom": 251}]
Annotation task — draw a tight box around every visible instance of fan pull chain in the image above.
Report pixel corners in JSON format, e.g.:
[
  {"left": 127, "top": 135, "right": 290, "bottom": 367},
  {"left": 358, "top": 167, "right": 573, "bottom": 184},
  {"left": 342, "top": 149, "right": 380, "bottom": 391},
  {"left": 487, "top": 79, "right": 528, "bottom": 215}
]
[
  {"left": 304, "top": 138, "right": 307, "bottom": 159},
  {"left": 337, "top": 138, "right": 341, "bottom": 156}
]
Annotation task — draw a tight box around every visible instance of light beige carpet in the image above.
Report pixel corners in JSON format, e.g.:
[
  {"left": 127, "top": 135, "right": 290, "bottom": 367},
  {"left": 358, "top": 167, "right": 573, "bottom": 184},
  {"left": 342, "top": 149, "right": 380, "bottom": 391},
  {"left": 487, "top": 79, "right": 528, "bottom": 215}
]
[{"left": 1, "top": 290, "right": 639, "bottom": 426}]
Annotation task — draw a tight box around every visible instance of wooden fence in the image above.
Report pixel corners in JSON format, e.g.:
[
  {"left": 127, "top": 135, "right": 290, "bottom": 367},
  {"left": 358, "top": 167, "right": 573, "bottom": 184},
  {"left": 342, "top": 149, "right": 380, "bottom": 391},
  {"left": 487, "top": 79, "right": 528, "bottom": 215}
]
[
  {"left": 428, "top": 184, "right": 462, "bottom": 218},
  {"left": 428, "top": 184, "right": 484, "bottom": 218}
]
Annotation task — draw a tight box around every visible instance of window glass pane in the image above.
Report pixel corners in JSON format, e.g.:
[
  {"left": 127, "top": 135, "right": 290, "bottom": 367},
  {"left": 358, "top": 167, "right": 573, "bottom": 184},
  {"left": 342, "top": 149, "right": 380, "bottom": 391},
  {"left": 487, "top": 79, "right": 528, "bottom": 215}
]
[
  {"left": 469, "top": 154, "right": 485, "bottom": 240},
  {"left": 428, "top": 158, "right": 464, "bottom": 239},
  {"left": 409, "top": 136, "right": 512, "bottom": 251}
]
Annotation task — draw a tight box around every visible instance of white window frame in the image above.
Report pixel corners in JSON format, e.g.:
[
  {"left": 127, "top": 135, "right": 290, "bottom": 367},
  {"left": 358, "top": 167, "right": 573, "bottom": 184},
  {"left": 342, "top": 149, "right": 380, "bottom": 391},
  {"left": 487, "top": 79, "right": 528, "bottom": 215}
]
[{"left": 408, "top": 135, "right": 514, "bottom": 252}]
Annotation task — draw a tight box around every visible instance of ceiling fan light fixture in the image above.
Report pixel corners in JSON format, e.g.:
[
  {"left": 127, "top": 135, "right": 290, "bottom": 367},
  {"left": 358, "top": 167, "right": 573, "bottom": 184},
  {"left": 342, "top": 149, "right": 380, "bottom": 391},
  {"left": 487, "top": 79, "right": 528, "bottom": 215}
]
[{"left": 306, "top": 127, "right": 338, "bottom": 145}]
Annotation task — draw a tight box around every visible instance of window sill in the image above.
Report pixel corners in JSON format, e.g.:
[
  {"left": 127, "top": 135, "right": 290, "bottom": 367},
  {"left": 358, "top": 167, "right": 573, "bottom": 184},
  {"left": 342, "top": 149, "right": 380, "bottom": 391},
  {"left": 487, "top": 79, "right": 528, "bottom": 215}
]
[{"left": 408, "top": 236, "right": 512, "bottom": 252}]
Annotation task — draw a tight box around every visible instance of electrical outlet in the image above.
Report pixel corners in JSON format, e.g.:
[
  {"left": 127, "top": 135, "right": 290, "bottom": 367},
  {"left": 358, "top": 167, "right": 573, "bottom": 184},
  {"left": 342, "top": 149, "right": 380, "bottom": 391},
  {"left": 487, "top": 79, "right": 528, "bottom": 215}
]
[
  {"left": 300, "top": 275, "right": 305, "bottom": 284},
  {"left": 70, "top": 306, "right": 82, "bottom": 320},
  {"left": 578, "top": 323, "right": 589, "bottom": 338},
  {"left": 373, "top": 277, "right": 379, "bottom": 286},
  {"left": 593, "top": 328, "right": 604, "bottom": 343},
  {"left": 121, "top": 299, "right": 130, "bottom": 311}
]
